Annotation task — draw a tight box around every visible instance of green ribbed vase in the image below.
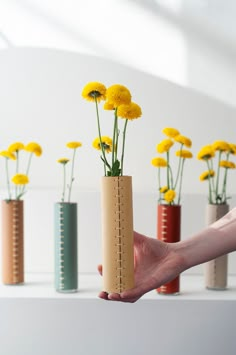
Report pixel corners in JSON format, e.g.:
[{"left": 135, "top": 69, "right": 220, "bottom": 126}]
[{"left": 54, "top": 202, "right": 78, "bottom": 292}]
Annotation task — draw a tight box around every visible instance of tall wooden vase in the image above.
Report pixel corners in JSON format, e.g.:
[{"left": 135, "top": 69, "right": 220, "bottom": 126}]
[
  {"left": 101, "top": 176, "right": 135, "bottom": 294},
  {"left": 205, "top": 204, "right": 229, "bottom": 290},
  {"left": 157, "top": 204, "right": 181, "bottom": 294},
  {"left": 54, "top": 202, "right": 78, "bottom": 293},
  {"left": 2, "top": 200, "right": 24, "bottom": 285}
]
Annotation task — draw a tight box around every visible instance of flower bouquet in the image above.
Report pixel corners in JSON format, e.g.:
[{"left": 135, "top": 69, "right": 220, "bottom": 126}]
[
  {"left": 197, "top": 140, "right": 236, "bottom": 289},
  {"left": 55, "top": 141, "right": 82, "bottom": 293},
  {"left": 82, "top": 82, "right": 142, "bottom": 293},
  {"left": 0, "top": 141, "right": 42, "bottom": 284},
  {"left": 151, "top": 127, "right": 193, "bottom": 294}
]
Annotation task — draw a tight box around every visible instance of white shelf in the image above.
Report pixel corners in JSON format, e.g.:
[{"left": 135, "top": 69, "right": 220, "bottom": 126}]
[
  {"left": 1, "top": 273, "right": 236, "bottom": 300},
  {"left": 1, "top": 273, "right": 236, "bottom": 355}
]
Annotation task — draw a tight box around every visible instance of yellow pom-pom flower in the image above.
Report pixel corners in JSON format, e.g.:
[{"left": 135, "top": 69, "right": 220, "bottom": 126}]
[
  {"left": 12, "top": 174, "right": 29, "bottom": 185},
  {"left": 25, "top": 142, "right": 42, "bottom": 156},
  {"left": 229, "top": 143, "right": 236, "bottom": 155},
  {"left": 106, "top": 84, "right": 131, "bottom": 107},
  {"left": 212, "top": 140, "right": 230, "bottom": 152},
  {"left": 175, "top": 150, "right": 193, "bottom": 159},
  {"left": 82, "top": 82, "right": 106, "bottom": 103},
  {"left": 199, "top": 170, "right": 215, "bottom": 181},
  {"left": 104, "top": 101, "right": 115, "bottom": 110},
  {"left": 151, "top": 157, "right": 167, "bottom": 167},
  {"left": 174, "top": 135, "right": 192, "bottom": 148},
  {"left": 57, "top": 158, "right": 70, "bottom": 164},
  {"left": 93, "top": 136, "right": 113, "bottom": 153},
  {"left": 162, "top": 127, "right": 180, "bottom": 138},
  {"left": 157, "top": 139, "right": 174, "bottom": 153},
  {"left": 219, "top": 160, "right": 236, "bottom": 169},
  {"left": 197, "top": 145, "right": 215, "bottom": 160},
  {"left": 8, "top": 142, "right": 24, "bottom": 153},
  {"left": 164, "top": 189, "right": 176, "bottom": 203},
  {"left": 117, "top": 102, "right": 142, "bottom": 120},
  {"left": 160, "top": 186, "right": 168, "bottom": 193},
  {"left": 0, "top": 150, "right": 16, "bottom": 160},
  {"left": 66, "top": 141, "right": 82, "bottom": 149}
]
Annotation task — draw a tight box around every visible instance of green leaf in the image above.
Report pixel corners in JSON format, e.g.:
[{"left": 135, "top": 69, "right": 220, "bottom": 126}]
[{"left": 111, "top": 159, "right": 121, "bottom": 176}]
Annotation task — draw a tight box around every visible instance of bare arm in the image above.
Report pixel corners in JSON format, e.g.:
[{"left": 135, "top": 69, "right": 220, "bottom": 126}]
[
  {"left": 98, "top": 207, "right": 236, "bottom": 303},
  {"left": 176, "top": 207, "right": 236, "bottom": 270}
]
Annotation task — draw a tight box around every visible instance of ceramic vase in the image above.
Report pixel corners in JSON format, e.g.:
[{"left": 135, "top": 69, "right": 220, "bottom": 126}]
[
  {"left": 101, "top": 176, "right": 134, "bottom": 294},
  {"left": 157, "top": 204, "right": 181, "bottom": 294}
]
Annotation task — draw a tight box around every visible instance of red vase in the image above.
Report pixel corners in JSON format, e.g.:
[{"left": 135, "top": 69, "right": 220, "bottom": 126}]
[{"left": 157, "top": 204, "right": 181, "bottom": 294}]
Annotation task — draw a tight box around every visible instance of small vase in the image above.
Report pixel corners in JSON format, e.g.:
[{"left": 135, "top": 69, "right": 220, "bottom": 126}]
[
  {"left": 2, "top": 200, "right": 24, "bottom": 285},
  {"left": 205, "top": 204, "right": 229, "bottom": 290},
  {"left": 157, "top": 204, "right": 181, "bottom": 294},
  {"left": 54, "top": 202, "right": 78, "bottom": 293},
  {"left": 101, "top": 176, "right": 135, "bottom": 294}
]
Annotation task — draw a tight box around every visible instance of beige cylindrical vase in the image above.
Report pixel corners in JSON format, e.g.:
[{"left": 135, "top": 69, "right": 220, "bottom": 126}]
[
  {"left": 101, "top": 176, "right": 134, "bottom": 294},
  {"left": 205, "top": 204, "right": 229, "bottom": 290},
  {"left": 2, "top": 200, "right": 24, "bottom": 284}
]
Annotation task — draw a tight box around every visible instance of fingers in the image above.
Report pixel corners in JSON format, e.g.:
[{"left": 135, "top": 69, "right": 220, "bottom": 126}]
[
  {"left": 97, "top": 264, "right": 102, "bottom": 276},
  {"left": 98, "top": 291, "right": 109, "bottom": 300}
]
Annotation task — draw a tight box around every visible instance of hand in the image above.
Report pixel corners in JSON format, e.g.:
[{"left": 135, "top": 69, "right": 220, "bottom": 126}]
[{"left": 98, "top": 231, "right": 185, "bottom": 303}]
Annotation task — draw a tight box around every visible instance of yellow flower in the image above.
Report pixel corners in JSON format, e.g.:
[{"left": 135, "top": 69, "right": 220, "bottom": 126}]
[
  {"left": 162, "top": 127, "right": 180, "bottom": 138},
  {"left": 164, "top": 189, "right": 176, "bottom": 203},
  {"left": 229, "top": 143, "right": 236, "bottom": 155},
  {"left": 66, "top": 141, "right": 82, "bottom": 149},
  {"left": 160, "top": 186, "right": 168, "bottom": 193},
  {"left": 82, "top": 82, "right": 106, "bottom": 103},
  {"left": 117, "top": 102, "right": 142, "bottom": 120},
  {"left": 25, "top": 142, "right": 42, "bottom": 156},
  {"left": 12, "top": 174, "right": 29, "bottom": 185},
  {"left": 219, "top": 160, "right": 236, "bottom": 169},
  {"left": 57, "top": 158, "right": 70, "bottom": 164},
  {"left": 93, "top": 136, "right": 113, "bottom": 153},
  {"left": 199, "top": 170, "right": 215, "bottom": 181},
  {"left": 197, "top": 145, "right": 215, "bottom": 160},
  {"left": 156, "top": 139, "right": 174, "bottom": 153},
  {"left": 8, "top": 142, "right": 24, "bottom": 153},
  {"left": 212, "top": 140, "right": 230, "bottom": 152},
  {"left": 175, "top": 150, "right": 193, "bottom": 159},
  {"left": 0, "top": 150, "right": 16, "bottom": 160},
  {"left": 106, "top": 84, "right": 131, "bottom": 107},
  {"left": 104, "top": 101, "right": 115, "bottom": 110},
  {"left": 151, "top": 157, "right": 167, "bottom": 167},
  {"left": 174, "top": 135, "right": 192, "bottom": 148}
]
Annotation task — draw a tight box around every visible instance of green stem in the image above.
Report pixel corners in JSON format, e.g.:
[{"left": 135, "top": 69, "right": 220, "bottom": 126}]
[
  {"left": 15, "top": 151, "right": 19, "bottom": 199},
  {"left": 68, "top": 148, "right": 76, "bottom": 202},
  {"left": 177, "top": 158, "right": 185, "bottom": 205},
  {"left": 121, "top": 119, "right": 128, "bottom": 176},
  {"left": 61, "top": 163, "right": 66, "bottom": 202},
  {"left": 174, "top": 144, "right": 183, "bottom": 189},
  {"left": 158, "top": 167, "right": 161, "bottom": 202},
  {"left": 112, "top": 108, "right": 118, "bottom": 166},
  {"left": 215, "top": 151, "right": 222, "bottom": 203},
  {"left": 5, "top": 158, "right": 11, "bottom": 200},
  {"left": 166, "top": 151, "right": 170, "bottom": 189},
  {"left": 209, "top": 158, "right": 216, "bottom": 196},
  {"left": 21, "top": 152, "right": 33, "bottom": 196},
  {"left": 221, "top": 152, "right": 230, "bottom": 203},
  {"left": 206, "top": 160, "right": 213, "bottom": 204},
  {"left": 95, "top": 98, "right": 110, "bottom": 174}
]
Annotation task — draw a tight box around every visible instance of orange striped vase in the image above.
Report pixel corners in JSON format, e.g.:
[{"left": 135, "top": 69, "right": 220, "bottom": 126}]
[
  {"left": 2, "top": 200, "right": 24, "bottom": 284},
  {"left": 157, "top": 204, "right": 181, "bottom": 294}
]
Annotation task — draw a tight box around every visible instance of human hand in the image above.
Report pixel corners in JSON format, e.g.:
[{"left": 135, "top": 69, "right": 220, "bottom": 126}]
[{"left": 98, "top": 231, "right": 185, "bottom": 303}]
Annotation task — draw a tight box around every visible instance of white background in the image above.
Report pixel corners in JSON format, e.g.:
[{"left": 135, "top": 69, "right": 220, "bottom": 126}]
[{"left": 0, "top": 48, "right": 235, "bottom": 276}]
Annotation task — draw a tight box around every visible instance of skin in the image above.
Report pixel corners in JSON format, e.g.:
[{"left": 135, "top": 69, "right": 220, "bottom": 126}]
[{"left": 98, "top": 208, "right": 236, "bottom": 303}]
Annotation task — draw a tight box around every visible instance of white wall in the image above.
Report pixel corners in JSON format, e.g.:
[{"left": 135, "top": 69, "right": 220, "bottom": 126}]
[
  {"left": 1, "top": 1, "right": 236, "bottom": 108},
  {"left": 0, "top": 48, "right": 236, "bottom": 276}
]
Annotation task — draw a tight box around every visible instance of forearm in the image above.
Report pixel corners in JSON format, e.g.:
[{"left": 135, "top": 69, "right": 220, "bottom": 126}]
[{"left": 175, "top": 207, "right": 236, "bottom": 271}]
